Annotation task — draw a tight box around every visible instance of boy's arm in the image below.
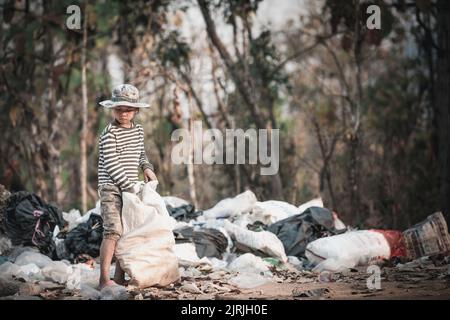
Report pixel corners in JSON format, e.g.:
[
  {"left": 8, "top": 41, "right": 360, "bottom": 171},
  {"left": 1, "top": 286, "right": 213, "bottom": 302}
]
[
  {"left": 139, "top": 150, "right": 154, "bottom": 172},
  {"left": 101, "top": 131, "right": 135, "bottom": 191},
  {"left": 139, "top": 129, "right": 154, "bottom": 172}
]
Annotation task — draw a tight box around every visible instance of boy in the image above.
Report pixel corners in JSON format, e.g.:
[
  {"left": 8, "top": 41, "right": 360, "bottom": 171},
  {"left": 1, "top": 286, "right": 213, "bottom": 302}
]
[{"left": 97, "top": 84, "right": 157, "bottom": 289}]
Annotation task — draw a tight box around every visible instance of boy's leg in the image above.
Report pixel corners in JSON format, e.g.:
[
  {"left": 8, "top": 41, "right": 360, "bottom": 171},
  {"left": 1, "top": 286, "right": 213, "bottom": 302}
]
[
  {"left": 99, "top": 238, "right": 117, "bottom": 288},
  {"left": 113, "top": 261, "right": 126, "bottom": 285},
  {"left": 98, "top": 185, "right": 123, "bottom": 289}
]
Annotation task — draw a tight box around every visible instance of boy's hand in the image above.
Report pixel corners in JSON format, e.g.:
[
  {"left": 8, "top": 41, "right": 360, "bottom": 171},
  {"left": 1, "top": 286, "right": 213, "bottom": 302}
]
[{"left": 144, "top": 168, "right": 157, "bottom": 182}]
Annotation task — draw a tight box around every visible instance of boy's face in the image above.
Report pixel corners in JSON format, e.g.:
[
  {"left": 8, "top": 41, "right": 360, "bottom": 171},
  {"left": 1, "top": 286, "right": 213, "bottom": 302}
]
[{"left": 113, "top": 106, "right": 139, "bottom": 125}]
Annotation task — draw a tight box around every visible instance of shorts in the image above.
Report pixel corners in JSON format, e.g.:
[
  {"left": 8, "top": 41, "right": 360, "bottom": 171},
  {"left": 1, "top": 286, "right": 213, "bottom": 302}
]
[{"left": 98, "top": 184, "right": 123, "bottom": 241}]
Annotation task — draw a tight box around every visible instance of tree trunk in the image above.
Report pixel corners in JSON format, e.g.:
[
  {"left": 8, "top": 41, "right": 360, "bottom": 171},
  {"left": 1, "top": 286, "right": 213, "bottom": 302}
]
[
  {"left": 80, "top": 5, "right": 88, "bottom": 213},
  {"left": 187, "top": 91, "right": 199, "bottom": 209},
  {"left": 436, "top": 0, "right": 450, "bottom": 226}
]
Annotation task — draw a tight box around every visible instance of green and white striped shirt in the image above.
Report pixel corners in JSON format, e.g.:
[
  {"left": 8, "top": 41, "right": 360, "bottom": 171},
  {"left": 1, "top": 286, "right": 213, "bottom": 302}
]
[{"left": 98, "top": 120, "right": 153, "bottom": 191}]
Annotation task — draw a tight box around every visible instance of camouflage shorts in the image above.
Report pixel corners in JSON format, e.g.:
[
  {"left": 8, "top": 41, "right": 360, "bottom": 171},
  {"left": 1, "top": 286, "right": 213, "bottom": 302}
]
[{"left": 98, "top": 184, "right": 123, "bottom": 241}]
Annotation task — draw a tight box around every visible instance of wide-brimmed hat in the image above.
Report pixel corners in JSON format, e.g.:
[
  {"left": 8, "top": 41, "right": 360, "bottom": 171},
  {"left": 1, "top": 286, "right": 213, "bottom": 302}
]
[{"left": 99, "top": 84, "right": 150, "bottom": 108}]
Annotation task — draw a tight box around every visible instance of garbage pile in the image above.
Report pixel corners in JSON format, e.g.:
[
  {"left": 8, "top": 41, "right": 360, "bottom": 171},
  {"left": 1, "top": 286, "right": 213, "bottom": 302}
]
[{"left": 1, "top": 182, "right": 449, "bottom": 300}]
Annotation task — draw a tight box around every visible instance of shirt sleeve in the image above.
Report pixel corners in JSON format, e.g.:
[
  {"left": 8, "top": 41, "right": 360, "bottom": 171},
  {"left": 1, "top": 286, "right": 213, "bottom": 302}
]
[
  {"left": 139, "top": 128, "right": 154, "bottom": 172},
  {"left": 100, "top": 131, "right": 135, "bottom": 190}
]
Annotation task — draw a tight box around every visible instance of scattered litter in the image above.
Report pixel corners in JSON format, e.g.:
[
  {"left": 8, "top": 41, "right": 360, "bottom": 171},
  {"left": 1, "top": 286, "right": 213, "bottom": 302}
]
[
  {"left": 228, "top": 273, "right": 270, "bottom": 289},
  {"left": 180, "top": 282, "right": 202, "bottom": 294}
]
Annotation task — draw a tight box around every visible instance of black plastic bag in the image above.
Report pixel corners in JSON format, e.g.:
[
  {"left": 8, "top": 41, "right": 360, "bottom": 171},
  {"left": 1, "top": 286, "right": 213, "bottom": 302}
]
[
  {"left": 167, "top": 204, "right": 203, "bottom": 222},
  {"left": 4, "top": 191, "right": 64, "bottom": 258},
  {"left": 64, "top": 214, "right": 103, "bottom": 261},
  {"left": 267, "top": 206, "right": 345, "bottom": 258},
  {"left": 174, "top": 227, "right": 228, "bottom": 259}
]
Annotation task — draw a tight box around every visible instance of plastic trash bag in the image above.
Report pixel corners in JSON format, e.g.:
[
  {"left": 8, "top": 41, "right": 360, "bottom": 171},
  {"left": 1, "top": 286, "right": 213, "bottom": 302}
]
[
  {"left": 224, "top": 220, "right": 287, "bottom": 262},
  {"left": 4, "top": 191, "right": 64, "bottom": 258},
  {"left": 305, "top": 230, "right": 393, "bottom": 272},
  {"left": 14, "top": 251, "right": 52, "bottom": 269},
  {"left": 227, "top": 253, "right": 271, "bottom": 275},
  {"left": 167, "top": 204, "right": 203, "bottom": 222},
  {"left": 250, "top": 200, "right": 299, "bottom": 225},
  {"left": 41, "top": 261, "right": 73, "bottom": 284},
  {"left": 173, "top": 226, "right": 228, "bottom": 259},
  {"left": 115, "top": 181, "right": 180, "bottom": 288},
  {"left": 173, "top": 243, "right": 201, "bottom": 265},
  {"left": 64, "top": 214, "right": 103, "bottom": 261},
  {"left": 0, "top": 236, "right": 12, "bottom": 256},
  {"left": 163, "top": 196, "right": 189, "bottom": 208},
  {"left": 267, "top": 206, "right": 340, "bottom": 258},
  {"left": 62, "top": 209, "right": 82, "bottom": 232},
  {"left": 203, "top": 190, "right": 257, "bottom": 219},
  {"left": 0, "top": 261, "right": 21, "bottom": 279}
]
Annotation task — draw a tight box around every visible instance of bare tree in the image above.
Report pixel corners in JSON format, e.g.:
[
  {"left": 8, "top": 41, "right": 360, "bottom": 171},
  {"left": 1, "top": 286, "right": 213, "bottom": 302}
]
[{"left": 80, "top": 3, "right": 88, "bottom": 213}]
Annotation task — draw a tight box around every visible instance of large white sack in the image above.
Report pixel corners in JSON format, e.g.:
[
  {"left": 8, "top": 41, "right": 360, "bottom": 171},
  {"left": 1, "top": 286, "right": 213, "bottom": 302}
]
[
  {"left": 223, "top": 220, "right": 287, "bottom": 262},
  {"left": 250, "top": 200, "right": 299, "bottom": 225},
  {"left": 115, "top": 181, "right": 180, "bottom": 288},
  {"left": 305, "top": 230, "right": 391, "bottom": 272},
  {"left": 203, "top": 190, "right": 257, "bottom": 219}
]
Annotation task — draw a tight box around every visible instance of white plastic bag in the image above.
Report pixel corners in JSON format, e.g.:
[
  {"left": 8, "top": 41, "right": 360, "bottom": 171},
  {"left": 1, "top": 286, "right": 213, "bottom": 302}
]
[
  {"left": 227, "top": 253, "right": 271, "bottom": 275},
  {"left": 62, "top": 209, "right": 82, "bottom": 232},
  {"left": 14, "top": 251, "right": 52, "bottom": 269},
  {"left": 223, "top": 220, "right": 287, "bottom": 262},
  {"left": 203, "top": 190, "right": 257, "bottom": 219},
  {"left": 115, "top": 181, "right": 180, "bottom": 288},
  {"left": 250, "top": 200, "right": 299, "bottom": 225},
  {"left": 305, "top": 230, "right": 391, "bottom": 272},
  {"left": 173, "top": 243, "right": 201, "bottom": 266},
  {"left": 41, "top": 261, "right": 73, "bottom": 284}
]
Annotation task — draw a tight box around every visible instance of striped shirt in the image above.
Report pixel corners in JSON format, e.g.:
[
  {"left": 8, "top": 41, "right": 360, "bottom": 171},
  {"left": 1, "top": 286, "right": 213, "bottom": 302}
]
[{"left": 98, "top": 120, "right": 153, "bottom": 191}]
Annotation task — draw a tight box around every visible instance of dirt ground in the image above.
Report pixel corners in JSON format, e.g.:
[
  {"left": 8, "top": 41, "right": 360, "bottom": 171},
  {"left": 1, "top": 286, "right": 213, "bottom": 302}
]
[
  {"left": 2, "top": 256, "right": 449, "bottom": 300},
  {"left": 129, "top": 264, "right": 450, "bottom": 300}
]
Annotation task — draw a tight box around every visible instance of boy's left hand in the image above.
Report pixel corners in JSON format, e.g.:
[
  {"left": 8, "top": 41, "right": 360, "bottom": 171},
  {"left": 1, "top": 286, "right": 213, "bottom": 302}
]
[{"left": 144, "top": 168, "right": 157, "bottom": 182}]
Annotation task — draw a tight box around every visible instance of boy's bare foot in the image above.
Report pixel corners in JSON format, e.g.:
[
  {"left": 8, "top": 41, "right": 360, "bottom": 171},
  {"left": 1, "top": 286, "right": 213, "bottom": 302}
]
[{"left": 98, "top": 279, "right": 118, "bottom": 291}]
